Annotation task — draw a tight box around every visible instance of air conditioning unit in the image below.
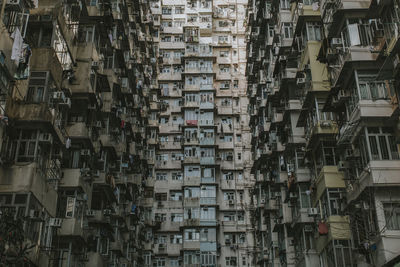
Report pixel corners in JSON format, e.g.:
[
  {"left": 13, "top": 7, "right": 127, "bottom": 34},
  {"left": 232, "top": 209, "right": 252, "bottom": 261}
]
[
  {"left": 320, "top": 121, "right": 332, "bottom": 128},
  {"left": 80, "top": 149, "right": 91, "bottom": 156},
  {"left": 49, "top": 218, "right": 62, "bottom": 227},
  {"left": 228, "top": 200, "right": 234, "bottom": 205},
  {"left": 308, "top": 208, "right": 318, "bottom": 217},
  {"left": 95, "top": 121, "right": 102, "bottom": 128},
  {"left": 91, "top": 61, "right": 99, "bottom": 69},
  {"left": 158, "top": 201, "right": 164, "bottom": 207},
  {"left": 86, "top": 209, "right": 95, "bottom": 217},
  {"left": 260, "top": 198, "right": 266, "bottom": 204},
  {"left": 304, "top": 224, "right": 313, "bottom": 232},
  {"left": 331, "top": 38, "right": 343, "bottom": 46},
  {"left": 52, "top": 91, "right": 65, "bottom": 101},
  {"left": 159, "top": 244, "right": 166, "bottom": 250},
  {"left": 103, "top": 209, "right": 112, "bottom": 216},
  {"left": 39, "top": 133, "right": 53, "bottom": 144},
  {"left": 289, "top": 192, "right": 297, "bottom": 199},
  {"left": 296, "top": 78, "right": 306, "bottom": 85},
  {"left": 289, "top": 239, "right": 295, "bottom": 246}
]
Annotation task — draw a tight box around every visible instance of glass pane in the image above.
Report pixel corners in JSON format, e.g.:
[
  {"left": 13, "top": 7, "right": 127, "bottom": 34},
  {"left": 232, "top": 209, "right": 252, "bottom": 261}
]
[
  {"left": 368, "top": 136, "right": 379, "bottom": 160},
  {"left": 359, "top": 84, "right": 369, "bottom": 99},
  {"left": 388, "top": 136, "right": 399, "bottom": 160},
  {"left": 378, "top": 136, "right": 389, "bottom": 160}
]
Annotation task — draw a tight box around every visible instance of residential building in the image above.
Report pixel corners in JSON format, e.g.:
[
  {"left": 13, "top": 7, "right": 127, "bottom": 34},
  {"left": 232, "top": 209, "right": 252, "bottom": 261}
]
[
  {"left": 142, "top": 0, "right": 256, "bottom": 266},
  {"left": 246, "top": 0, "right": 400, "bottom": 266},
  {"left": 0, "top": 0, "right": 156, "bottom": 266}
]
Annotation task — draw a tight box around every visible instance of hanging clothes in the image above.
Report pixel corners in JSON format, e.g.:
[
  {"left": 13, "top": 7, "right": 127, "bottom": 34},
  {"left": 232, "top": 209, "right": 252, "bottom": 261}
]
[
  {"left": 11, "top": 28, "right": 23, "bottom": 64},
  {"left": 66, "top": 138, "right": 71, "bottom": 149}
]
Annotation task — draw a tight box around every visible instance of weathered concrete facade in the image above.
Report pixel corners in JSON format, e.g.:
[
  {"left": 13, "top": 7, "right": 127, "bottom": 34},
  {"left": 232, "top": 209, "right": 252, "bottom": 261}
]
[
  {"left": 246, "top": 0, "right": 400, "bottom": 266},
  {"left": 0, "top": 0, "right": 156, "bottom": 266}
]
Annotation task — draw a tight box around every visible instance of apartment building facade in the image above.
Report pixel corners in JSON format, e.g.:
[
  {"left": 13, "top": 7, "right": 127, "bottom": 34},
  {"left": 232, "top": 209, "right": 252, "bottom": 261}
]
[
  {"left": 141, "top": 0, "right": 256, "bottom": 266},
  {"left": 0, "top": 0, "right": 157, "bottom": 266},
  {"left": 247, "top": 0, "right": 400, "bottom": 266}
]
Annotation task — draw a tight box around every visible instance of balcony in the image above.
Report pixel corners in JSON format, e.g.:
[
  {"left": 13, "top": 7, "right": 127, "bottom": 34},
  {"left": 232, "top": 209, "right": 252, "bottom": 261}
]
[
  {"left": 0, "top": 163, "right": 57, "bottom": 217},
  {"left": 184, "top": 176, "right": 201, "bottom": 186},
  {"left": 348, "top": 99, "right": 396, "bottom": 122},
  {"left": 314, "top": 166, "right": 345, "bottom": 204},
  {"left": 200, "top": 197, "right": 216, "bottom": 205},
  {"left": 183, "top": 157, "right": 200, "bottom": 164},
  {"left": 200, "top": 84, "right": 214, "bottom": 90},
  {"left": 93, "top": 172, "right": 114, "bottom": 188},
  {"left": 184, "top": 197, "right": 199, "bottom": 206},
  {"left": 86, "top": 252, "right": 104, "bottom": 267},
  {"left": 110, "top": 240, "right": 123, "bottom": 253},
  {"left": 58, "top": 218, "right": 84, "bottom": 239},
  {"left": 60, "top": 168, "right": 92, "bottom": 196},
  {"left": 200, "top": 138, "right": 215, "bottom": 145},
  {"left": 217, "top": 106, "right": 233, "bottom": 115},
  {"left": 200, "top": 157, "right": 215, "bottom": 165},
  {"left": 184, "top": 218, "right": 200, "bottom": 227},
  {"left": 6, "top": 101, "right": 55, "bottom": 124},
  {"left": 200, "top": 102, "right": 214, "bottom": 109},
  {"left": 347, "top": 160, "right": 400, "bottom": 202},
  {"left": 30, "top": 48, "right": 63, "bottom": 87},
  {"left": 316, "top": 215, "right": 351, "bottom": 250},
  {"left": 87, "top": 210, "right": 111, "bottom": 225},
  {"left": 65, "top": 122, "right": 90, "bottom": 139},
  {"left": 183, "top": 240, "right": 200, "bottom": 250}
]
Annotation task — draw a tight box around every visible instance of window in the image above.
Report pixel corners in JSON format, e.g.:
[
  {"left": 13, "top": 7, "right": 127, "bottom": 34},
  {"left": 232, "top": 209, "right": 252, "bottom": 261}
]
[
  {"left": 305, "top": 22, "right": 322, "bottom": 41},
  {"left": 161, "top": 36, "right": 171, "bottom": 42},
  {"left": 223, "top": 172, "right": 233, "bottom": 180},
  {"left": 171, "top": 213, "right": 183, "bottom": 222},
  {"left": 283, "top": 23, "right": 293, "bottom": 39},
  {"left": 154, "top": 257, "right": 166, "bottom": 267},
  {"left": 220, "top": 50, "right": 229, "bottom": 57},
  {"left": 170, "top": 235, "right": 183, "bottom": 244},
  {"left": 383, "top": 203, "right": 400, "bottom": 230},
  {"left": 162, "top": 7, "right": 172, "bottom": 15},
  {"left": 170, "top": 191, "right": 183, "bottom": 201},
  {"left": 201, "top": 252, "right": 216, "bottom": 266},
  {"left": 185, "top": 187, "right": 200, "bottom": 198},
  {"left": 184, "top": 229, "right": 200, "bottom": 241},
  {"left": 223, "top": 212, "right": 235, "bottom": 221},
  {"left": 219, "top": 65, "right": 230, "bottom": 73},
  {"left": 184, "top": 251, "right": 200, "bottom": 264},
  {"left": 170, "top": 258, "right": 181, "bottom": 267},
  {"left": 220, "top": 81, "right": 230, "bottom": 90},
  {"left": 280, "top": 0, "right": 290, "bottom": 9},
  {"left": 156, "top": 172, "right": 167, "bottom": 181},
  {"left": 175, "top": 6, "right": 184, "bottom": 14},
  {"left": 218, "top": 35, "right": 229, "bottom": 43},
  {"left": 224, "top": 191, "right": 235, "bottom": 201},
  {"left": 26, "top": 72, "right": 50, "bottom": 103},
  {"left": 366, "top": 127, "right": 399, "bottom": 160},
  {"left": 200, "top": 207, "right": 216, "bottom": 220},
  {"left": 172, "top": 172, "right": 183, "bottom": 180},
  {"left": 144, "top": 252, "right": 152, "bottom": 265},
  {"left": 225, "top": 256, "right": 237, "bottom": 266},
  {"left": 155, "top": 193, "right": 167, "bottom": 201},
  {"left": 155, "top": 213, "right": 167, "bottom": 222},
  {"left": 357, "top": 74, "right": 392, "bottom": 100}
]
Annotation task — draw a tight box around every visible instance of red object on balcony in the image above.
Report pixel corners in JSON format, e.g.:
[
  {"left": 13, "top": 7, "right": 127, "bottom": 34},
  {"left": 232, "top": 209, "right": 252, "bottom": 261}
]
[
  {"left": 186, "top": 120, "right": 198, "bottom": 126},
  {"left": 318, "top": 221, "right": 328, "bottom": 235}
]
